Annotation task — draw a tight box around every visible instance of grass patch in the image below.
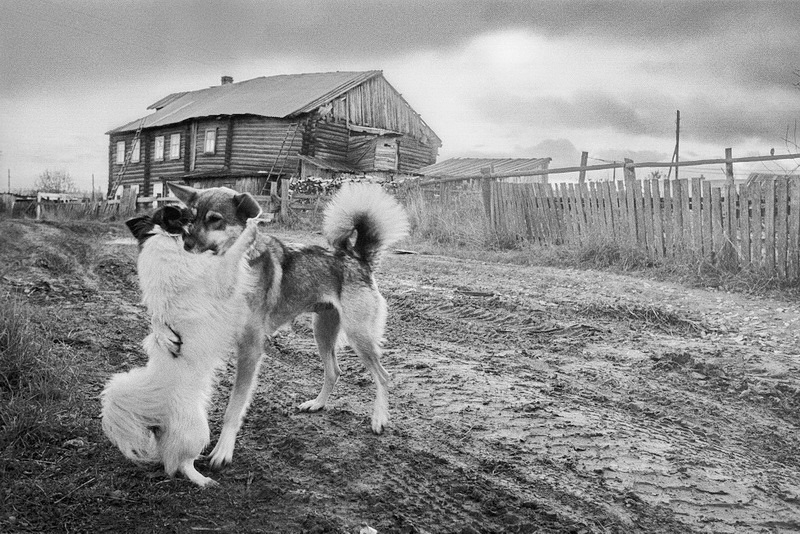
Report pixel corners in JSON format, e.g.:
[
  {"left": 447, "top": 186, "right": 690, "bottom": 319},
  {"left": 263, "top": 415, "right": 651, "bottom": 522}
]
[{"left": 0, "top": 293, "right": 77, "bottom": 452}]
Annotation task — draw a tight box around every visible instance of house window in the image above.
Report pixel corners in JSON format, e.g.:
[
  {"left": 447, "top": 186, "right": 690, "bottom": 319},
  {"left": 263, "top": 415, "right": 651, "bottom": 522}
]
[
  {"left": 152, "top": 182, "right": 164, "bottom": 198},
  {"left": 169, "top": 133, "right": 181, "bottom": 159},
  {"left": 116, "top": 141, "right": 125, "bottom": 164},
  {"left": 155, "top": 136, "right": 164, "bottom": 161},
  {"left": 131, "top": 139, "right": 141, "bottom": 163},
  {"left": 204, "top": 129, "right": 216, "bottom": 154}
]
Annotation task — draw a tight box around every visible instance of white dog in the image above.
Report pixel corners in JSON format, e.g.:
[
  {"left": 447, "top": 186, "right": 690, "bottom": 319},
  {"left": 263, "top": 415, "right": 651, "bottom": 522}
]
[{"left": 101, "top": 205, "right": 260, "bottom": 487}]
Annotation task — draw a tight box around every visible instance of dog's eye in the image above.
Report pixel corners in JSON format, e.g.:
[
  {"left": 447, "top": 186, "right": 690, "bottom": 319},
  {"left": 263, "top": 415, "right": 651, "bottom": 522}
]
[{"left": 206, "top": 213, "right": 223, "bottom": 224}]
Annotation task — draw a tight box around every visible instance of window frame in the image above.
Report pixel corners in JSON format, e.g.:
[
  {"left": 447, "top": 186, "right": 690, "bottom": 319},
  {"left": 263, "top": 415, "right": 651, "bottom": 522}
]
[
  {"left": 115, "top": 141, "right": 125, "bottom": 165},
  {"left": 203, "top": 129, "right": 217, "bottom": 155},
  {"left": 169, "top": 133, "right": 181, "bottom": 160},
  {"left": 154, "top": 136, "right": 165, "bottom": 161},
  {"left": 130, "top": 139, "right": 141, "bottom": 163}
]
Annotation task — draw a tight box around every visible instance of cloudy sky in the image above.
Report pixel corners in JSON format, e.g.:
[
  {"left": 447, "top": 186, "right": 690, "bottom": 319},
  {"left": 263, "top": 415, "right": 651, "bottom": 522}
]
[{"left": 2, "top": 0, "right": 799, "bottom": 192}]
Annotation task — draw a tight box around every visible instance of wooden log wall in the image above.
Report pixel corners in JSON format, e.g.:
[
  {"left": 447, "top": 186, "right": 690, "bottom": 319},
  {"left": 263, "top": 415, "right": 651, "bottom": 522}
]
[
  {"left": 485, "top": 177, "right": 800, "bottom": 279},
  {"left": 309, "top": 119, "right": 349, "bottom": 162},
  {"left": 398, "top": 136, "right": 438, "bottom": 172}
]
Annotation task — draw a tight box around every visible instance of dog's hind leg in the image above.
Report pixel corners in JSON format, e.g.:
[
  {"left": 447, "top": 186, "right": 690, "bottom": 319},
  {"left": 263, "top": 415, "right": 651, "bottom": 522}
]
[
  {"left": 161, "top": 405, "right": 216, "bottom": 487},
  {"left": 341, "top": 291, "right": 390, "bottom": 434},
  {"left": 299, "top": 308, "right": 341, "bottom": 413},
  {"left": 208, "top": 321, "right": 265, "bottom": 469}
]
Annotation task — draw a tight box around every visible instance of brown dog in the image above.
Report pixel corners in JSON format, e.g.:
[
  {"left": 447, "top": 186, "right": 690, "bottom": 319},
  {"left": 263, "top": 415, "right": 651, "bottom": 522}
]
[{"left": 168, "top": 182, "right": 409, "bottom": 468}]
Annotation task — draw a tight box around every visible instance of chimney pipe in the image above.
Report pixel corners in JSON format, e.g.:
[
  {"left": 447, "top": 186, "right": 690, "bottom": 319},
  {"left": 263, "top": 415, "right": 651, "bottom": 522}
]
[{"left": 221, "top": 76, "right": 233, "bottom": 85}]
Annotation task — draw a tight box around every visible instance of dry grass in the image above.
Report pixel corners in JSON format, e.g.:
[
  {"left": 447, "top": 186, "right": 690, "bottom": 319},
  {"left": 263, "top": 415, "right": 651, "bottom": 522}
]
[{"left": 0, "top": 293, "right": 78, "bottom": 452}]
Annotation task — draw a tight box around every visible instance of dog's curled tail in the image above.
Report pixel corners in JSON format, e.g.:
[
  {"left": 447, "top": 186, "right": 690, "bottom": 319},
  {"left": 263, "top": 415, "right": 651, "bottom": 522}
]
[
  {"left": 100, "top": 368, "right": 162, "bottom": 465},
  {"left": 323, "top": 182, "right": 409, "bottom": 268}
]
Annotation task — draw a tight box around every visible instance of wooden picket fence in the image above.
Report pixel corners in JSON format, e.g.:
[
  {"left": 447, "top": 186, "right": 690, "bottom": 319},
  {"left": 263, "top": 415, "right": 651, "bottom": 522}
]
[{"left": 488, "top": 176, "right": 800, "bottom": 279}]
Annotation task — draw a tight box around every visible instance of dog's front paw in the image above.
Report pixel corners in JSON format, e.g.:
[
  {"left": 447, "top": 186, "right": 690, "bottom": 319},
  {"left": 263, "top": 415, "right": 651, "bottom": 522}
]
[
  {"left": 298, "top": 399, "right": 326, "bottom": 412},
  {"left": 371, "top": 408, "right": 389, "bottom": 435},
  {"left": 207, "top": 441, "right": 234, "bottom": 470}
]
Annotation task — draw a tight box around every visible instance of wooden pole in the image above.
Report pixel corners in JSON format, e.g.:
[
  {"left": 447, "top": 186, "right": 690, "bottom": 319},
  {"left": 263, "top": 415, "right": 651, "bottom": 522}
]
[
  {"left": 280, "top": 178, "right": 290, "bottom": 221},
  {"left": 578, "top": 151, "right": 588, "bottom": 185},
  {"left": 675, "top": 110, "right": 680, "bottom": 182},
  {"left": 725, "top": 147, "right": 734, "bottom": 185}
]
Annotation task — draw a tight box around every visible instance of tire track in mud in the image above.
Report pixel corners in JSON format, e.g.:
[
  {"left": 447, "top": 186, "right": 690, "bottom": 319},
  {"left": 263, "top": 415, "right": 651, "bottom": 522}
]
[{"left": 380, "top": 267, "right": 800, "bottom": 533}]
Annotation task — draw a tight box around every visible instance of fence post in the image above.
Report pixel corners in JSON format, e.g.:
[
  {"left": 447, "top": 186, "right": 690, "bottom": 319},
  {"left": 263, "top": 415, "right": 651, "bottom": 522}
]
[
  {"left": 280, "top": 178, "right": 290, "bottom": 221},
  {"left": 578, "top": 151, "right": 588, "bottom": 185},
  {"left": 725, "top": 148, "right": 734, "bottom": 186}
]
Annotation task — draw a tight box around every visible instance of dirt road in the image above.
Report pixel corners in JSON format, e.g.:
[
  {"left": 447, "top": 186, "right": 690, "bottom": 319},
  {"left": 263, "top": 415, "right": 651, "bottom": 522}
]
[{"left": 2, "top": 220, "right": 799, "bottom": 533}]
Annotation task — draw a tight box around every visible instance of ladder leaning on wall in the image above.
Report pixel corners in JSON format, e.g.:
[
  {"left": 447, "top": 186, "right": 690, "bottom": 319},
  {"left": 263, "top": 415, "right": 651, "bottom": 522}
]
[
  {"left": 259, "top": 121, "right": 302, "bottom": 196},
  {"left": 108, "top": 118, "right": 145, "bottom": 199}
]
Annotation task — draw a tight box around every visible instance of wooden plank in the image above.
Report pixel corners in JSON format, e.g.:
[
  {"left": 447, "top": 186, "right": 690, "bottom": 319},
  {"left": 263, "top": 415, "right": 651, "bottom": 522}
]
[
  {"left": 581, "top": 183, "right": 602, "bottom": 236},
  {"left": 559, "top": 183, "right": 573, "bottom": 244},
  {"left": 691, "top": 178, "right": 703, "bottom": 255},
  {"left": 711, "top": 186, "right": 724, "bottom": 262},
  {"left": 750, "top": 181, "right": 763, "bottom": 267},
  {"left": 789, "top": 178, "right": 800, "bottom": 279},
  {"left": 737, "top": 182, "right": 751, "bottom": 266},
  {"left": 679, "top": 179, "right": 691, "bottom": 257},
  {"left": 600, "top": 181, "right": 614, "bottom": 241},
  {"left": 775, "top": 176, "right": 788, "bottom": 278},
  {"left": 642, "top": 179, "right": 655, "bottom": 259},
  {"left": 613, "top": 181, "right": 625, "bottom": 243},
  {"left": 662, "top": 179, "right": 673, "bottom": 258},
  {"left": 701, "top": 181, "right": 713, "bottom": 261},
  {"left": 651, "top": 178, "right": 664, "bottom": 259},
  {"left": 623, "top": 178, "right": 637, "bottom": 246},
  {"left": 671, "top": 179, "right": 683, "bottom": 256},
  {"left": 567, "top": 183, "right": 581, "bottom": 242},
  {"left": 631, "top": 178, "right": 645, "bottom": 250},
  {"left": 764, "top": 178, "right": 776, "bottom": 274},
  {"left": 588, "top": 182, "right": 600, "bottom": 238},
  {"left": 549, "top": 183, "right": 564, "bottom": 244}
]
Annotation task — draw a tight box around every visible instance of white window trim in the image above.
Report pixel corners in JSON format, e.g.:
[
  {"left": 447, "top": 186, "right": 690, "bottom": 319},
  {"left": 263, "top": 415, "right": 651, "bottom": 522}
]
[
  {"left": 169, "top": 133, "right": 181, "bottom": 160},
  {"left": 154, "top": 136, "right": 164, "bottom": 161},
  {"left": 131, "top": 139, "right": 141, "bottom": 163},
  {"left": 116, "top": 141, "right": 125, "bottom": 164},
  {"left": 204, "top": 129, "right": 217, "bottom": 154}
]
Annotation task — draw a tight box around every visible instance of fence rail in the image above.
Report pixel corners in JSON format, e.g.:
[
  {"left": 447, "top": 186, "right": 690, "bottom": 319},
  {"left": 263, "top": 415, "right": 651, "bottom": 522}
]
[{"left": 487, "top": 176, "right": 800, "bottom": 279}]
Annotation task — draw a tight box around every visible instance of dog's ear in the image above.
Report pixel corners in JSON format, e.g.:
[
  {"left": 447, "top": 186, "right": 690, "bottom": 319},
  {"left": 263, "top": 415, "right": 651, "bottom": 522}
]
[
  {"left": 234, "top": 192, "right": 262, "bottom": 223},
  {"left": 152, "top": 205, "right": 185, "bottom": 235},
  {"left": 168, "top": 183, "right": 199, "bottom": 206},
  {"left": 125, "top": 215, "right": 153, "bottom": 244}
]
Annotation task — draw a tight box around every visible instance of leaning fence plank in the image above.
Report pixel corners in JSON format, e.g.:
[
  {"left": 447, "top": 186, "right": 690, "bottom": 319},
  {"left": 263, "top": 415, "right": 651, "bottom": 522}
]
[
  {"left": 599, "top": 181, "right": 613, "bottom": 241},
  {"left": 567, "top": 183, "right": 581, "bottom": 241},
  {"left": 631, "top": 178, "right": 645, "bottom": 250},
  {"left": 789, "top": 178, "right": 800, "bottom": 279},
  {"left": 662, "top": 179, "right": 673, "bottom": 258},
  {"left": 701, "top": 181, "right": 713, "bottom": 261},
  {"left": 691, "top": 178, "right": 703, "bottom": 255},
  {"left": 764, "top": 178, "right": 776, "bottom": 274},
  {"left": 642, "top": 179, "right": 655, "bottom": 259},
  {"left": 672, "top": 179, "right": 684, "bottom": 256},
  {"left": 711, "top": 186, "right": 724, "bottom": 263},
  {"left": 573, "top": 182, "right": 585, "bottom": 241},
  {"left": 559, "top": 183, "right": 573, "bottom": 244},
  {"left": 738, "top": 182, "right": 751, "bottom": 267},
  {"left": 651, "top": 179, "right": 664, "bottom": 259},
  {"left": 775, "top": 177, "right": 788, "bottom": 278},
  {"left": 750, "top": 181, "right": 763, "bottom": 267},
  {"left": 586, "top": 182, "right": 604, "bottom": 235},
  {"left": 678, "top": 179, "right": 690, "bottom": 257}
]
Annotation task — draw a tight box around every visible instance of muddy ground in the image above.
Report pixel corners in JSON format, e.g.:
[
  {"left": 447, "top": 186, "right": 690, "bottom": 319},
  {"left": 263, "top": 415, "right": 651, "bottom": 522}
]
[{"left": 1, "top": 218, "right": 800, "bottom": 533}]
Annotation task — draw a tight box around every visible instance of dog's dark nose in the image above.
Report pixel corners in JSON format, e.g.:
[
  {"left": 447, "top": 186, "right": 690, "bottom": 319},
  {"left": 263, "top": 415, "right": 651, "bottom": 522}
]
[{"left": 183, "top": 233, "right": 197, "bottom": 252}]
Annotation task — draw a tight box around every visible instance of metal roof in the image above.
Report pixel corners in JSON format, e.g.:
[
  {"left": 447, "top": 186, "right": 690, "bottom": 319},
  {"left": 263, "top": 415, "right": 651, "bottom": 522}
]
[
  {"left": 418, "top": 157, "right": 551, "bottom": 177},
  {"left": 108, "top": 71, "right": 382, "bottom": 134}
]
